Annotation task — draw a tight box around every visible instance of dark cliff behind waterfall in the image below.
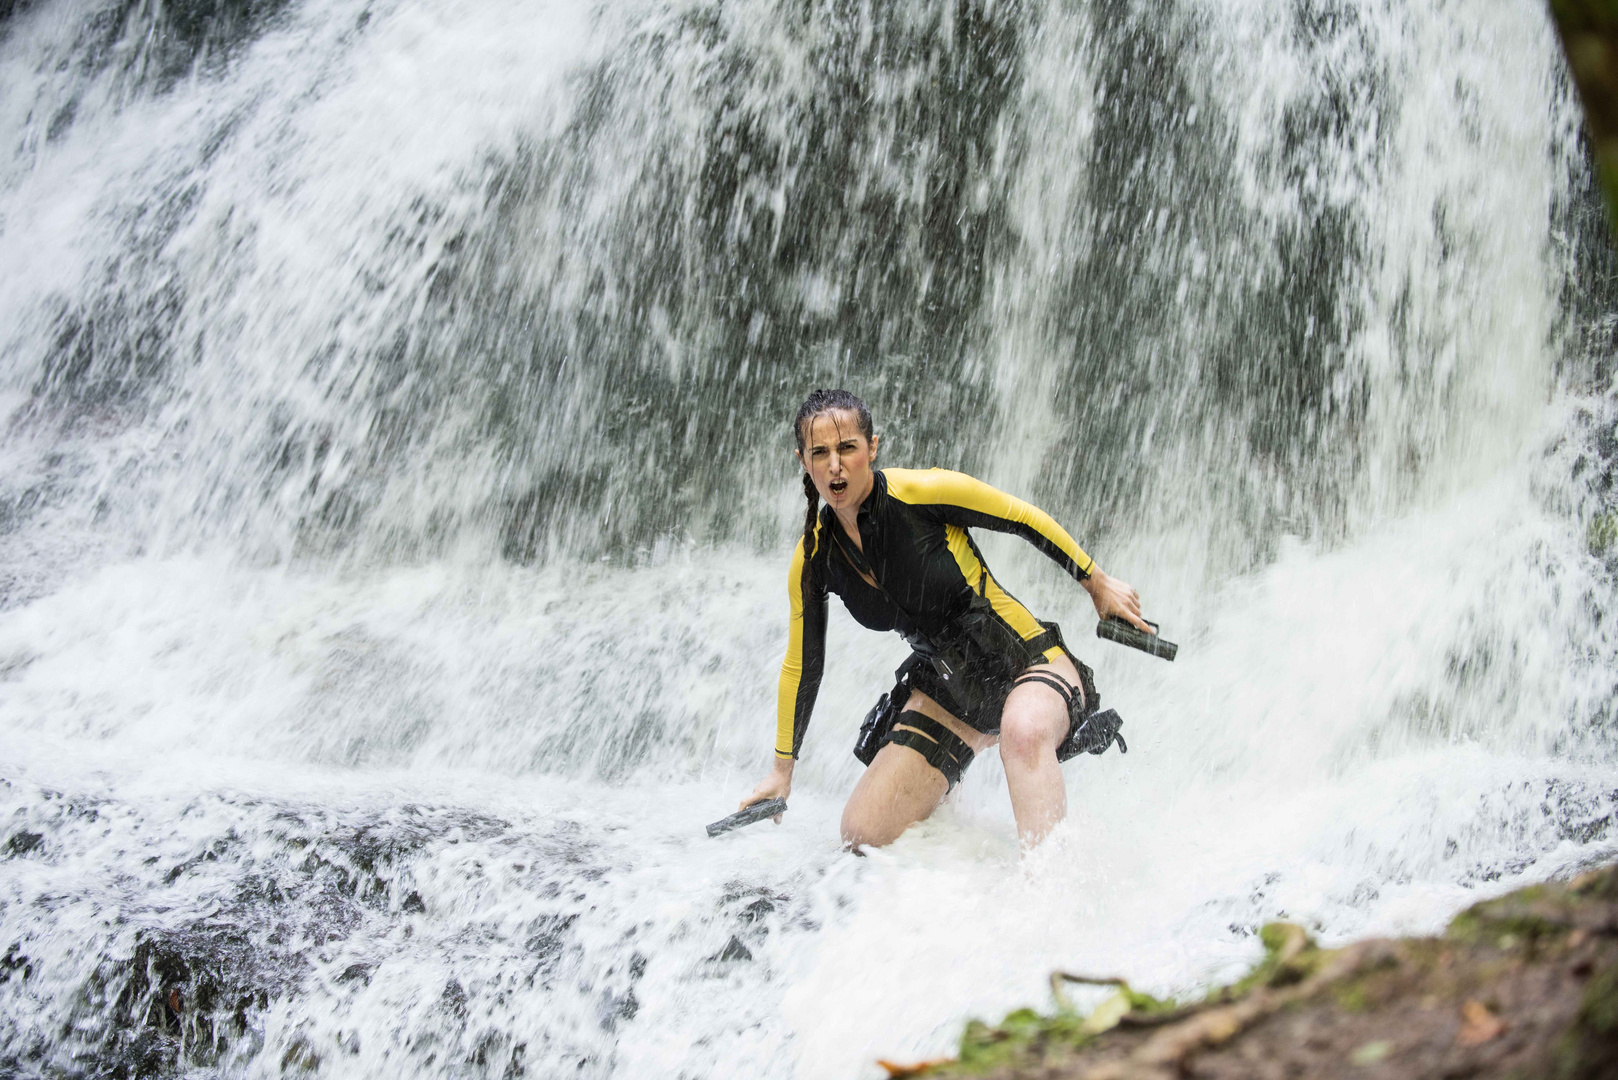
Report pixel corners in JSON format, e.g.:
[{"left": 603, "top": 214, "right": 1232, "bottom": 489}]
[{"left": 8, "top": 0, "right": 1613, "bottom": 573}]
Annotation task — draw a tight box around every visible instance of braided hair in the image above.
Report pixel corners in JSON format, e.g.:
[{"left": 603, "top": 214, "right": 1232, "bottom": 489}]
[{"left": 793, "top": 389, "right": 874, "bottom": 569}]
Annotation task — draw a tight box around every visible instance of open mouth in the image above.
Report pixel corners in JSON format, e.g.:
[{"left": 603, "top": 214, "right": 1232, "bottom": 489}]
[{"left": 829, "top": 478, "right": 849, "bottom": 496}]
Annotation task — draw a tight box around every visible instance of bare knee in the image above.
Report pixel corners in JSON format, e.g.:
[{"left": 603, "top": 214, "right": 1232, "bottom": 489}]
[
  {"left": 840, "top": 777, "right": 897, "bottom": 849},
  {"left": 999, "top": 710, "right": 1063, "bottom": 770},
  {"left": 840, "top": 803, "right": 898, "bottom": 849},
  {"left": 840, "top": 803, "right": 869, "bottom": 848},
  {"left": 840, "top": 743, "right": 948, "bottom": 848}
]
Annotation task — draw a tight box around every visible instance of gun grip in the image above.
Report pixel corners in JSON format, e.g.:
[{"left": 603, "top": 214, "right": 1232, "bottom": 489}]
[{"left": 1095, "top": 616, "right": 1179, "bottom": 661}]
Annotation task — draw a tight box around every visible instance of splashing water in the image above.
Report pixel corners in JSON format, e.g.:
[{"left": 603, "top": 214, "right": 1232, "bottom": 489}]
[{"left": 2, "top": 0, "right": 1617, "bottom": 1076}]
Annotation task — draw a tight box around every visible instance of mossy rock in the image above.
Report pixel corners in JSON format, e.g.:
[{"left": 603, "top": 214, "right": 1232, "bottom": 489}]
[
  {"left": 1588, "top": 511, "right": 1618, "bottom": 555},
  {"left": 915, "top": 863, "right": 1618, "bottom": 1080}
]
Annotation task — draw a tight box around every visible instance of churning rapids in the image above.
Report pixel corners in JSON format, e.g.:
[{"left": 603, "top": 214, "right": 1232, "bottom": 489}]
[{"left": 3, "top": 0, "right": 1618, "bottom": 1076}]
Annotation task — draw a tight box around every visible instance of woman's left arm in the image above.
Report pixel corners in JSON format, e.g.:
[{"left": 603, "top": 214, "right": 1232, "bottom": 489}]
[
  {"left": 1079, "top": 565, "right": 1149, "bottom": 631},
  {"left": 888, "top": 468, "right": 1153, "bottom": 632}
]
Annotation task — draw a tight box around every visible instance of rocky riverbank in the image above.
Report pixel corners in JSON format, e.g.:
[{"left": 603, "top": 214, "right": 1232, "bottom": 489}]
[{"left": 885, "top": 862, "right": 1618, "bottom": 1079}]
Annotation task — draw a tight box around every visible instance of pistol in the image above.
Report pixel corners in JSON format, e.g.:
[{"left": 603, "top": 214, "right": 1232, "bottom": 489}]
[
  {"left": 706, "top": 798, "right": 787, "bottom": 837},
  {"left": 1095, "top": 616, "right": 1178, "bottom": 661}
]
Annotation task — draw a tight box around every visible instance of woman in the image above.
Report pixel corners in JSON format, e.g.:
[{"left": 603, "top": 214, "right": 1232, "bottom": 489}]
[{"left": 741, "top": 389, "right": 1153, "bottom": 848}]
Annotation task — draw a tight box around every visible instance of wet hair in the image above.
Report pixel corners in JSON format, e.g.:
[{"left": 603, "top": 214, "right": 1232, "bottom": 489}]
[{"left": 793, "top": 389, "right": 874, "bottom": 566}]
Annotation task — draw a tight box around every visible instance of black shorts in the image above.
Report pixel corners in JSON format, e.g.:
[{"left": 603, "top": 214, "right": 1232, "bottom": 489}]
[
  {"left": 858, "top": 620, "right": 1122, "bottom": 778},
  {"left": 900, "top": 633, "right": 1065, "bottom": 734}
]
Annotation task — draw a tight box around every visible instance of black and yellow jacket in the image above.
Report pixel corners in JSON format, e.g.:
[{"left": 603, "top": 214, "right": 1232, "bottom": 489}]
[{"left": 775, "top": 468, "right": 1095, "bottom": 758}]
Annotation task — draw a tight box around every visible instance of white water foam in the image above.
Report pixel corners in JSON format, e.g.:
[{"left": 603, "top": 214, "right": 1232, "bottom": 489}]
[
  {"left": 2, "top": 406, "right": 1615, "bottom": 1076},
  {"left": 1, "top": 0, "right": 1615, "bottom": 1075}
]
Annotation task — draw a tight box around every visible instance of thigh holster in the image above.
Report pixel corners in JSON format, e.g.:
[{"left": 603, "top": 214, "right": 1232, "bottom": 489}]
[
  {"left": 853, "top": 664, "right": 977, "bottom": 789},
  {"left": 854, "top": 666, "right": 911, "bottom": 766},
  {"left": 1014, "top": 661, "right": 1128, "bottom": 762}
]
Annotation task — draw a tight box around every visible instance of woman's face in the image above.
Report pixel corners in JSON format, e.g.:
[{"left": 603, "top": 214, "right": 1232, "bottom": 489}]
[{"left": 797, "top": 409, "right": 879, "bottom": 514}]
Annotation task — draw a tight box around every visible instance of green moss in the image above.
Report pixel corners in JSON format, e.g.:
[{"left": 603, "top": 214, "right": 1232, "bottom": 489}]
[
  {"left": 1122, "top": 986, "right": 1177, "bottom": 1014},
  {"left": 1553, "top": 960, "right": 1618, "bottom": 1079},
  {"left": 956, "top": 1019, "right": 1006, "bottom": 1066},
  {"left": 948, "top": 979, "right": 1181, "bottom": 1075},
  {"left": 1571, "top": 867, "right": 1618, "bottom": 898},
  {"left": 997, "top": 1008, "right": 1041, "bottom": 1032},
  {"left": 1336, "top": 984, "right": 1371, "bottom": 1013},
  {"left": 1226, "top": 922, "right": 1321, "bottom": 995},
  {"left": 1578, "top": 962, "right": 1618, "bottom": 1035},
  {"left": 1446, "top": 892, "right": 1567, "bottom": 947},
  {"left": 954, "top": 1011, "right": 1089, "bottom": 1074}
]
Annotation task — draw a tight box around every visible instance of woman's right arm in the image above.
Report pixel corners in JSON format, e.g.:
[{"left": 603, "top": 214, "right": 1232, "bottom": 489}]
[
  {"left": 742, "top": 539, "right": 827, "bottom": 812},
  {"left": 742, "top": 757, "right": 794, "bottom": 811}
]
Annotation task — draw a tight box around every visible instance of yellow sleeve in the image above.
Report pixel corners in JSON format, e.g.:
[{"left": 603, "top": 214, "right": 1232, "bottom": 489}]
[
  {"left": 884, "top": 468, "right": 1095, "bottom": 580},
  {"left": 774, "top": 536, "right": 827, "bottom": 758}
]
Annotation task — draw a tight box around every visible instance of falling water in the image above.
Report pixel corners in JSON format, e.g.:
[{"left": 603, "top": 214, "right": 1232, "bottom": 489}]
[{"left": 2, "top": 0, "right": 1617, "bottom": 1075}]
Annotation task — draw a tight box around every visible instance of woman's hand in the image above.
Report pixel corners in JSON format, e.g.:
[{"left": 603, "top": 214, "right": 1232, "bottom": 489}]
[
  {"left": 742, "top": 756, "right": 794, "bottom": 823},
  {"left": 1084, "top": 566, "right": 1153, "bottom": 632}
]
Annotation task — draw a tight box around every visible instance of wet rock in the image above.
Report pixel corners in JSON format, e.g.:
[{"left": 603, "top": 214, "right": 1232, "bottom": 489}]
[
  {"left": 279, "top": 1033, "right": 320, "bottom": 1074},
  {"left": 0, "top": 945, "right": 31, "bottom": 985},
  {"left": 712, "top": 936, "right": 752, "bottom": 963},
  {"left": 336, "top": 962, "right": 374, "bottom": 986},
  {"left": 598, "top": 987, "right": 638, "bottom": 1031},
  {"left": 439, "top": 978, "right": 468, "bottom": 1021}
]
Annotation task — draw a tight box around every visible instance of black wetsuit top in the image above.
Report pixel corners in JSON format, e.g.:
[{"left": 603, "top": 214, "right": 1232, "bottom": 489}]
[{"left": 774, "top": 468, "right": 1096, "bottom": 758}]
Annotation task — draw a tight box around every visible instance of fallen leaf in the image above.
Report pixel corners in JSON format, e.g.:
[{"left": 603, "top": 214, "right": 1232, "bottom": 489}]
[
  {"left": 875, "top": 1057, "right": 953, "bottom": 1078},
  {"left": 167, "top": 988, "right": 182, "bottom": 1013},
  {"left": 1457, "top": 999, "right": 1505, "bottom": 1046},
  {"left": 1082, "top": 989, "right": 1132, "bottom": 1035}
]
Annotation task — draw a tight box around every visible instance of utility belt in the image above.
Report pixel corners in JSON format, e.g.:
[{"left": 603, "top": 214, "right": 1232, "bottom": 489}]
[{"left": 903, "top": 595, "right": 1065, "bottom": 719}]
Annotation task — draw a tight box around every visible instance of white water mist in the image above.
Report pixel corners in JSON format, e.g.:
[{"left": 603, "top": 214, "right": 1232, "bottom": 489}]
[{"left": 0, "top": 0, "right": 1615, "bottom": 1076}]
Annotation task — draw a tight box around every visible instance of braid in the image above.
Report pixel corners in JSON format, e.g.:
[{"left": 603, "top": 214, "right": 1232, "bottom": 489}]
[
  {"left": 791, "top": 388, "right": 873, "bottom": 588},
  {"left": 801, "top": 472, "right": 821, "bottom": 560}
]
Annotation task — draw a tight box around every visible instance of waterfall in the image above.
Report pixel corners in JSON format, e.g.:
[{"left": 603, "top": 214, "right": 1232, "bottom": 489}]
[{"left": 1, "top": 0, "right": 1616, "bottom": 1075}]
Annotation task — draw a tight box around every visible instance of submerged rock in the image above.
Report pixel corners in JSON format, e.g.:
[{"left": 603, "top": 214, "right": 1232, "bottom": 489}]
[{"left": 894, "top": 861, "right": 1618, "bottom": 1079}]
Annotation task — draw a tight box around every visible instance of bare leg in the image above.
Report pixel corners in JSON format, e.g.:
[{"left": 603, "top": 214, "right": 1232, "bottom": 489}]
[
  {"left": 840, "top": 690, "right": 995, "bottom": 849},
  {"left": 999, "top": 652, "right": 1085, "bottom": 847}
]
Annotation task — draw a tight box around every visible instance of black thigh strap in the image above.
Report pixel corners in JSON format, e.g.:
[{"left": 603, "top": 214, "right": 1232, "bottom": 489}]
[
  {"left": 1014, "top": 666, "right": 1125, "bottom": 760},
  {"left": 882, "top": 711, "right": 975, "bottom": 790},
  {"left": 1013, "top": 670, "right": 1083, "bottom": 712}
]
